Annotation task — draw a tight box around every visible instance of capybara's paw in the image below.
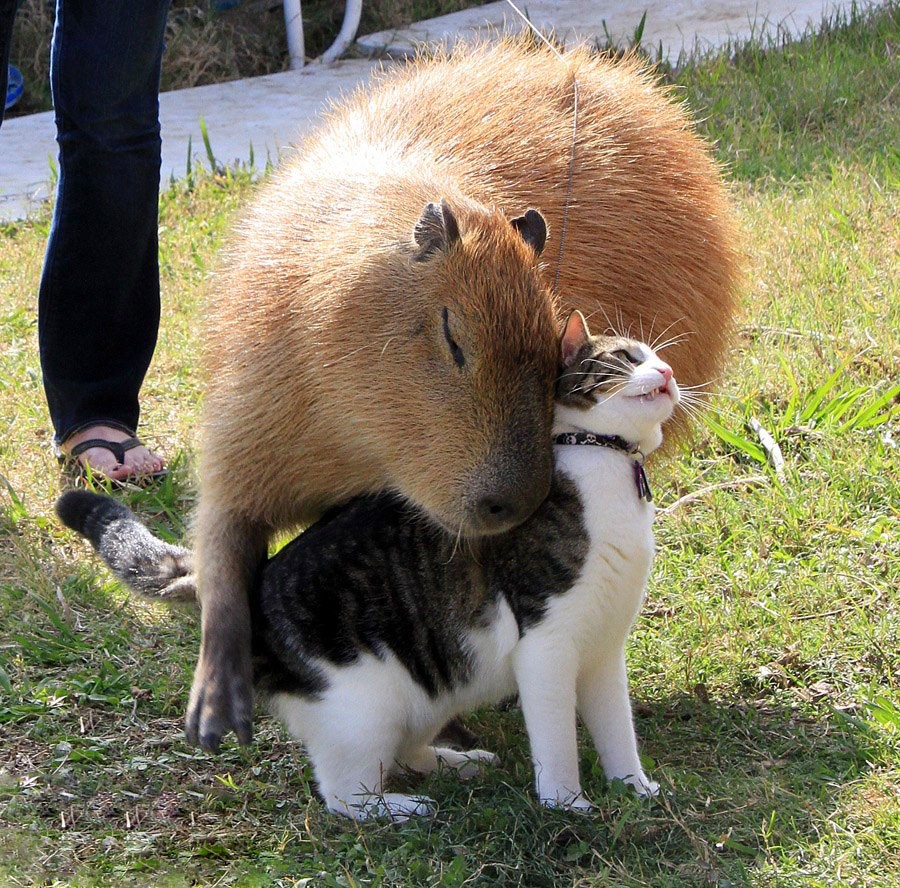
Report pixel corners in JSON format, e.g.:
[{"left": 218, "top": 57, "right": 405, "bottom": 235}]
[{"left": 185, "top": 653, "right": 253, "bottom": 751}]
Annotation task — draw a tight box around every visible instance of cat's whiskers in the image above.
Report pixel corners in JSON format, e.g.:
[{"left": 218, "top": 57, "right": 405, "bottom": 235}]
[
  {"left": 575, "top": 374, "right": 628, "bottom": 394},
  {"left": 674, "top": 396, "right": 705, "bottom": 422},
  {"left": 677, "top": 380, "right": 715, "bottom": 391},
  {"left": 642, "top": 310, "right": 665, "bottom": 348},
  {"left": 652, "top": 333, "right": 692, "bottom": 354},
  {"left": 582, "top": 305, "right": 618, "bottom": 337},
  {"left": 557, "top": 360, "right": 625, "bottom": 385},
  {"left": 648, "top": 316, "right": 689, "bottom": 352},
  {"left": 586, "top": 381, "right": 631, "bottom": 406},
  {"left": 581, "top": 357, "right": 629, "bottom": 370},
  {"left": 615, "top": 306, "right": 628, "bottom": 339}
]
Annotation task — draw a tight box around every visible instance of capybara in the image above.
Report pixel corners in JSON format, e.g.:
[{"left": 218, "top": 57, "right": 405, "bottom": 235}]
[{"left": 187, "top": 40, "right": 742, "bottom": 750}]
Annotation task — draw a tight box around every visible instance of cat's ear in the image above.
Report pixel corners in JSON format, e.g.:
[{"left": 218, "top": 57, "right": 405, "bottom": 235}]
[
  {"left": 510, "top": 208, "right": 548, "bottom": 255},
  {"left": 413, "top": 199, "right": 461, "bottom": 260},
  {"left": 561, "top": 310, "right": 590, "bottom": 366}
]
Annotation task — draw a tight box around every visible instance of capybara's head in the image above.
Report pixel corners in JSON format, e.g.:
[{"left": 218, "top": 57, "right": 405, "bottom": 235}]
[{"left": 349, "top": 199, "right": 559, "bottom": 536}]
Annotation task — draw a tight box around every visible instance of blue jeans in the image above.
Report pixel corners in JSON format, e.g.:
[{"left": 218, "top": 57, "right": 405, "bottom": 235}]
[{"left": 1, "top": 0, "right": 171, "bottom": 442}]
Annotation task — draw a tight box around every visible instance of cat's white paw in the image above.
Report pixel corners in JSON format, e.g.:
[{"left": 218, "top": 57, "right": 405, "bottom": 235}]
[
  {"left": 432, "top": 746, "right": 500, "bottom": 780},
  {"left": 622, "top": 773, "right": 660, "bottom": 798},
  {"left": 328, "top": 793, "right": 436, "bottom": 822},
  {"left": 455, "top": 749, "right": 500, "bottom": 780},
  {"left": 378, "top": 793, "right": 436, "bottom": 821},
  {"left": 540, "top": 790, "right": 594, "bottom": 813}
]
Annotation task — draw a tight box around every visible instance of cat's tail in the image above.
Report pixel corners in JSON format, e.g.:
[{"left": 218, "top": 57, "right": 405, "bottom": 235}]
[{"left": 56, "top": 490, "right": 198, "bottom": 604}]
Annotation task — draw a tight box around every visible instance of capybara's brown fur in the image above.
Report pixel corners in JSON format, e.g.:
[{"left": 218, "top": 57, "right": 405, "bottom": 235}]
[{"left": 187, "top": 41, "right": 743, "bottom": 750}]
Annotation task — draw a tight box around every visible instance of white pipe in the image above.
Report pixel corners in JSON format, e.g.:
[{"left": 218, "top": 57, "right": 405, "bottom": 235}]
[
  {"left": 319, "top": 0, "right": 363, "bottom": 64},
  {"left": 284, "top": 0, "right": 305, "bottom": 69}
]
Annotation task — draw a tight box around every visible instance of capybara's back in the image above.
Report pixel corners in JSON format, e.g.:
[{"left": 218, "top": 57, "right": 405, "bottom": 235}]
[
  {"left": 189, "top": 40, "right": 742, "bottom": 752},
  {"left": 346, "top": 41, "right": 742, "bottom": 399}
]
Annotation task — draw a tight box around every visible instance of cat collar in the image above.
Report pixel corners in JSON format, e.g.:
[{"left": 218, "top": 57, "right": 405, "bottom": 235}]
[{"left": 553, "top": 432, "right": 652, "bottom": 502}]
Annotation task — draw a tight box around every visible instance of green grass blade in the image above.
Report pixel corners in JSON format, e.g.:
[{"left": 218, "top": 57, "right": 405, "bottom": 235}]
[
  {"left": 841, "top": 381, "right": 900, "bottom": 430},
  {"left": 633, "top": 10, "right": 648, "bottom": 46},
  {"left": 199, "top": 116, "right": 218, "bottom": 170},
  {"left": 798, "top": 355, "right": 855, "bottom": 424},
  {"left": 818, "top": 386, "right": 870, "bottom": 425},
  {"left": 776, "top": 353, "right": 802, "bottom": 427},
  {"left": 704, "top": 413, "right": 768, "bottom": 464}
]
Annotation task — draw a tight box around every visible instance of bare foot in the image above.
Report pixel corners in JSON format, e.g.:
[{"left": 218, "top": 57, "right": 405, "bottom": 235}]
[{"left": 60, "top": 425, "right": 165, "bottom": 482}]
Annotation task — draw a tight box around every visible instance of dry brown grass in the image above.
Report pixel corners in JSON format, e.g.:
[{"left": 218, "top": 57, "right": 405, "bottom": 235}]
[{"left": 7, "top": 0, "right": 491, "bottom": 117}]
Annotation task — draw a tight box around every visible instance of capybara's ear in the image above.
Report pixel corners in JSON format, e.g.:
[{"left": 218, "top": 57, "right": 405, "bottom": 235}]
[
  {"left": 561, "top": 310, "right": 590, "bottom": 366},
  {"left": 510, "top": 209, "right": 548, "bottom": 256},
  {"left": 413, "top": 199, "right": 461, "bottom": 260}
]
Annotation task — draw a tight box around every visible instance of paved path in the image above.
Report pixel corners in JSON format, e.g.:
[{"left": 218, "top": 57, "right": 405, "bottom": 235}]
[{"left": 0, "top": 0, "right": 860, "bottom": 221}]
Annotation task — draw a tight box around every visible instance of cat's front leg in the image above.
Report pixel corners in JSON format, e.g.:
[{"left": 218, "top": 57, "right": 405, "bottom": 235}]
[
  {"left": 512, "top": 636, "right": 592, "bottom": 811},
  {"left": 577, "top": 652, "right": 659, "bottom": 798}
]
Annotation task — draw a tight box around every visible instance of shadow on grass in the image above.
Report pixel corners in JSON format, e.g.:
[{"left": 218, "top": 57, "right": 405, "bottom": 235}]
[
  {"left": 0, "top": 607, "right": 887, "bottom": 888},
  {"left": 1, "top": 479, "right": 891, "bottom": 885}
]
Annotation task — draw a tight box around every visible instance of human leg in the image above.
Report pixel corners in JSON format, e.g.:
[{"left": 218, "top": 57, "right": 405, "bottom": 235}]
[
  {"left": 40, "top": 0, "right": 171, "bottom": 477},
  {"left": 0, "top": 0, "right": 16, "bottom": 124}
]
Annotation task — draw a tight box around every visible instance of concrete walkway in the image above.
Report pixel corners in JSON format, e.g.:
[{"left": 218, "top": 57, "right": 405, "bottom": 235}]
[{"left": 0, "top": 0, "right": 859, "bottom": 221}]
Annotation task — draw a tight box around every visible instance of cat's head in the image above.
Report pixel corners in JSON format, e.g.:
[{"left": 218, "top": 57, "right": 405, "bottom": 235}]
[{"left": 553, "top": 311, "right": 680, "bottom": 455}]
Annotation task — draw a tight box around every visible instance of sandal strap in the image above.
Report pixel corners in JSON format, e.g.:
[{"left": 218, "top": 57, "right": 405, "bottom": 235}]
[{"left": 68, "top": 436, "right": 142, "bottom": 465}]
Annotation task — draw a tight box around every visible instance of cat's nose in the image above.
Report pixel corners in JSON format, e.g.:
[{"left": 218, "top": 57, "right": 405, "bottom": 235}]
[{"left": 658, "top": 365, "right": 673, "bottom": 383}]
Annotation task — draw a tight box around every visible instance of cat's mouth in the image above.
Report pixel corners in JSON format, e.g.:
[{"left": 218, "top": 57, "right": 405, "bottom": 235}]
[{"left": 629, "top": 383, "right": 671, "bottom": 402}]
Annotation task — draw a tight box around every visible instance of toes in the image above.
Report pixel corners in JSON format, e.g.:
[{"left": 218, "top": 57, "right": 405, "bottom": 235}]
[
  {"left": 199, "top": 728, "right": 223, "bottom": 754},
  {"left": 378, "top": 794, "right": 436, "bottom": 821},
  {"left": 234, "top": 715, "right": 253, "bottom": 746},
  {"left": 467, "top": 749, "right": 499, "bottom": 766},
  {"left": 122, "top": 447, "right": 164, "bottom": 478},
  {"left": 540, "top": 791, "right": 594, "bottom": 812},
  {"left": 454, "top": 750, "right": 498, "bottom": 780},
  {"left": 78, "top": 447, "right": 121, "bottom": 478},
  {"left": 185, "top": 685, "right": 203, "bottom": 746},
  {"left": 185, "top": 665, "right": 254, "bottom": 751},
  {"left": 70, "top": 438, "right": 165, "bottom": 481}
]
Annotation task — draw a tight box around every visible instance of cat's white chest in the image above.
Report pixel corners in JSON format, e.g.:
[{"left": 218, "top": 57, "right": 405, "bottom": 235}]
[{"left": 554, "top": 446, "right": 655, "bottom": 638}]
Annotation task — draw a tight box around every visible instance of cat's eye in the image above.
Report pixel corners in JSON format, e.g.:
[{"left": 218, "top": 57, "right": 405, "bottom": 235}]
[
  {"left": 442, "top": 307, "right": 465, "bottom": 368},
  {"left": 612, "top": 349, "right": 638, "bottom": 365}
]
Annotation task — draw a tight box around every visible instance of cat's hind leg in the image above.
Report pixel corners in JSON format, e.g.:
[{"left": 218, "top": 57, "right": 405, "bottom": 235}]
[
  {"left": 271, "top": 691, "right": 435, "bottom": 822},
  {"left": 577, "top": 653, "right": 659, "bottom": 798},
  {"left": 400, "top": 744, "right": 500, "bottom": 780},
  {"left": 306, "top": 729, "right": 437, "bottom": 822}
]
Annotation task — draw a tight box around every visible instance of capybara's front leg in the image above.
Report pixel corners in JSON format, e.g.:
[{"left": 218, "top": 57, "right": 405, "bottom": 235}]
[{"left": 186, "top": 504, "right": 268, "bottom": 751}]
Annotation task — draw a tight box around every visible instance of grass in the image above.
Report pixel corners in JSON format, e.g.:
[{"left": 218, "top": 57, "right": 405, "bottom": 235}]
[{"left": 1, "top": 2, "right": 898, "bottom": 886}]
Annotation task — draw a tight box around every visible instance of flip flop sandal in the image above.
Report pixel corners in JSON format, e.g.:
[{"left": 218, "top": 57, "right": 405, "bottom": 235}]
[{"left": 58, "top": 436, "right": 168, "bottom": 488}]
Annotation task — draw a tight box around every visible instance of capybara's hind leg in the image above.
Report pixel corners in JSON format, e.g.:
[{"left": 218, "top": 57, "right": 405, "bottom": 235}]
[{"left": 186, "top": 502, "right": 268, "bottom": 750}]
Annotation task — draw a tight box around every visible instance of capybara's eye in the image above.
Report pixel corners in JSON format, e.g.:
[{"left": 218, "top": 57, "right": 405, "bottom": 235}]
[{"left": 442, "top": 307, "right": 465, "bottom": 368}]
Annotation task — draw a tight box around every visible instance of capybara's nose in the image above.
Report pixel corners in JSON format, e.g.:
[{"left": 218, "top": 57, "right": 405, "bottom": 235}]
[
  {"left": 473, "top": 474, "right": 549, "bottom": 535},
  {"left": 476, "top": 495, "right": 517, "bottom": 527}
]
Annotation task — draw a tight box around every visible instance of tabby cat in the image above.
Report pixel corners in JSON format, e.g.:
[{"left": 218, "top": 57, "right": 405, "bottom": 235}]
[{"left": 57, "top": 311, "right": 679, "bottom": 820}]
